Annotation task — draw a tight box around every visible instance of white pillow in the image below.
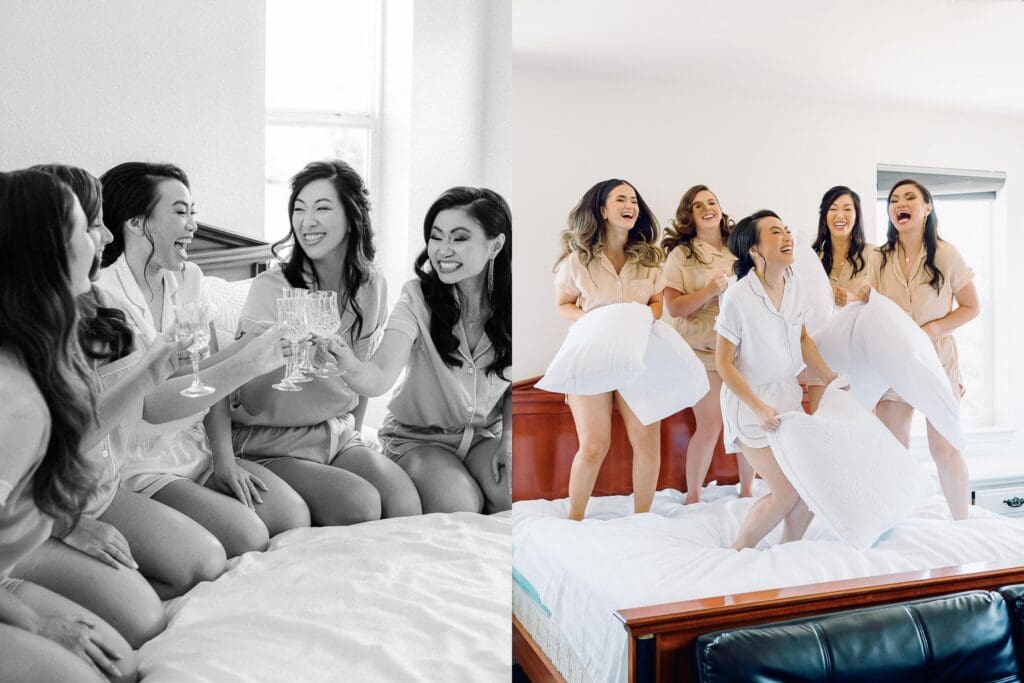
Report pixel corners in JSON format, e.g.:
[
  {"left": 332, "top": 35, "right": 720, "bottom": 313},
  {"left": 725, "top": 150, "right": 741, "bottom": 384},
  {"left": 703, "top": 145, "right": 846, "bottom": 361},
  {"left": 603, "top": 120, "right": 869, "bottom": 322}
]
[
  {"left": 617, "top": 320, "right": 710, "bottom": 425},
  {"left": 812, "top": 302, "right": 890, "bottom": 411},
  {"left": 791, "top": 231, "right": 834, "bottom": 335},
  {"left": 813, "top": 294, "right": 963, "bottom": 450},
  {"left": 537, "top": 302, "right": 653, "bottom": 395},
  {"left": 857, "top": 293, "right": 964, "bottom": 450},
  {"left": 203, "top": 276, "right": 254, "bottom": 345},
  {"left": 768, "top": 383, "right": 926, "bottom": 548}
]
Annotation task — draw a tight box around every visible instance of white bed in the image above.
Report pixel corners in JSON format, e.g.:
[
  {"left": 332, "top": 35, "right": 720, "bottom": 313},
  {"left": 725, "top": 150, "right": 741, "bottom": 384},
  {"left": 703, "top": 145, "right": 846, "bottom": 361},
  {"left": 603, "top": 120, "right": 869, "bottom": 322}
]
[
  {"left": 513, "top": 485, "right": 1024, "bottom": 683},
  {"left": 140, "top": 511, "right": 511, "bottom": 682}
]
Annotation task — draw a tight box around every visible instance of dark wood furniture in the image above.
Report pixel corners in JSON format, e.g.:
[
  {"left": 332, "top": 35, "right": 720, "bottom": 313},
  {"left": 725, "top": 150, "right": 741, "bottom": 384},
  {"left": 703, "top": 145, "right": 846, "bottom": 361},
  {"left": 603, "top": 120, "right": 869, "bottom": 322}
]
[
  {"left": 511, "top": 375, "right": 1024, "bottom": 682},
  {"left": 188, "top": 222, "right": 274, "bottom": 281}
]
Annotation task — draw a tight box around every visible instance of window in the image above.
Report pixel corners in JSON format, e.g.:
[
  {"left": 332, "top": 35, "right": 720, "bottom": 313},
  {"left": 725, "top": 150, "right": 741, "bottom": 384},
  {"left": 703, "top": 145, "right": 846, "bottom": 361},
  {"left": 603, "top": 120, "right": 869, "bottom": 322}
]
[
  {"left": 265, "top": 0, "right": 382, "bottom": 245},
  {"left": 875, "top": 165, "right": 1006, "bottom": 431}
]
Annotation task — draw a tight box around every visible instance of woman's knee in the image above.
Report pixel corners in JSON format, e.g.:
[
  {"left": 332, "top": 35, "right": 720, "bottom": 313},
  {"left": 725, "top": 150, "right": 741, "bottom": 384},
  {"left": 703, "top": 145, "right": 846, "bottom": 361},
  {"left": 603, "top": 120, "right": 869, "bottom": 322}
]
[
  {"left": 317, "top": 480, "right": 382, "bottom": 526},
  {"left": 223, "top": 510, "right": 270, "bottom": 556},
  {"left": 576, "top": 438, "right": 610, "bottom": 465},
  {"left": 423, "top": 479, "right": 483, "bottom": 514},
  {"left": 384, "top": 486, "right": 423, "bottom": 518},
  {"left": 119, "top": 586, "right": 167, "bottom": 648}
]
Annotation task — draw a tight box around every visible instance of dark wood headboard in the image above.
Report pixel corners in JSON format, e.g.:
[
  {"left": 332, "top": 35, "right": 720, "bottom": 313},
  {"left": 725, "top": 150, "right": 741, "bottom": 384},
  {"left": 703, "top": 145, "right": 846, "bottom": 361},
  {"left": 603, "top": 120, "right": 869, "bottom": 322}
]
[
  {"left": 188, "top": 222, "right": 274, "bottom": 281},
  {"left": 511, "top": 376, "right": 739, "bottom": 502}
]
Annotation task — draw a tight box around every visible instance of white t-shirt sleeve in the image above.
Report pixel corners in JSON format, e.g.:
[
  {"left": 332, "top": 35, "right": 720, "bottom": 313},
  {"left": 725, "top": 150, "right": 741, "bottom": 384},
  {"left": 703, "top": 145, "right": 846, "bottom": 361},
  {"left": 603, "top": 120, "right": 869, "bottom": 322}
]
[{"left": 715, "top": 287, "right": 743, "bottom": 346}]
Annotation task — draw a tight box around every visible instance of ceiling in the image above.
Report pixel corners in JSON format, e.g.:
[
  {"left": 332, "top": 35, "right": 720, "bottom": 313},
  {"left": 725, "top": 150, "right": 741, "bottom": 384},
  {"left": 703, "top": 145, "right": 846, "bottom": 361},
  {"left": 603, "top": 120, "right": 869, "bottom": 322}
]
[{"left": 512, "top": 0, "right": 1024, "bottom": 115}]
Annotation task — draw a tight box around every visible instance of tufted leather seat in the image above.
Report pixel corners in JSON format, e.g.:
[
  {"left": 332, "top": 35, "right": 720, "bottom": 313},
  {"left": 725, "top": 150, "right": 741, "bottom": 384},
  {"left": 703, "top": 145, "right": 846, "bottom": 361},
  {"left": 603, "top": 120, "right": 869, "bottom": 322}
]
[{"left": 695, "top": 589, "right": 1020, "bottom": 682}]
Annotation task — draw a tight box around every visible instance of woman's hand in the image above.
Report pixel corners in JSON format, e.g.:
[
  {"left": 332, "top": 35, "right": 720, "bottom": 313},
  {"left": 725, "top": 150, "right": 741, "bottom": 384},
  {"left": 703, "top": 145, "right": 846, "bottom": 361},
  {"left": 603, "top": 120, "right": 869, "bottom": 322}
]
[
  {"left": 240, "top": 323, "right": 290, "bottom": 376},
  {"left": 751, "top": 399, "right": 780, "bottom": 431},
  {"left": 143, "top": 327, "right": 191, "bottom": 385},
  {"left": 324, "top": 335, "right": 359, "bottom": 374},
  {"left": 491, "top": 440, "right": 511, "bottom": 494},
  {"left": 35, "top": 614, "right": 124, "bottom": 679},
  {"left": 921, "top": 321, "right": 942, "bottom": 340},
  {"left": 704, "top": 272, "right": 728, "bottom": 298},
  {"left": 63, "top": 518, "right": 137, "bottom": 570},
  {"left": 834, "top": 286, "right": 850, "bottom": 307},
  {"left": 210, "top": 460, "right": 268, "bottom": 510}
]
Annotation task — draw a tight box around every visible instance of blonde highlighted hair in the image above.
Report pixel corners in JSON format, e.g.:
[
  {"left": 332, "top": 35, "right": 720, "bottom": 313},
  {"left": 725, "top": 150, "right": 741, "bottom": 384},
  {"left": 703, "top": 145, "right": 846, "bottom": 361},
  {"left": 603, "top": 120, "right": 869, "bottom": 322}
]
[{"left": 555, "top": 178, "right": 662, "bottom": 269}]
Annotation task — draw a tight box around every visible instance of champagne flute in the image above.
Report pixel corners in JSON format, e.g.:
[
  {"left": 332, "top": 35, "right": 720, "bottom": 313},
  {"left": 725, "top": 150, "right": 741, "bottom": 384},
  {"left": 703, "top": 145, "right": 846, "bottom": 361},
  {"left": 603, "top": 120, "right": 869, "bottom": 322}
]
[
  {"left": 282, "top": 288, "right": 315, "bottom": 382},
  {"left": 272, "top": 297, "right": 305, "bottom": 392},
  {"left": 174, "top": 302, "right": 216, "bottom": 397},
  {"left": 308, "top": 291, "right": 342, "bottom": 377}
]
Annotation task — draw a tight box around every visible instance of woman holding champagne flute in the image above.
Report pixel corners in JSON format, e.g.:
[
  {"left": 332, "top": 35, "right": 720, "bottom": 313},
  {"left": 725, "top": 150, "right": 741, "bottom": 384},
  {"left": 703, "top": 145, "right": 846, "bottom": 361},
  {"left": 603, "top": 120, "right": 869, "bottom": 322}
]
[
  {"left": 96, "top": 162, "right": 310, "bottom": 557},
  {"left": 232, "top": 160, "right": 422, "bottom": 524}
]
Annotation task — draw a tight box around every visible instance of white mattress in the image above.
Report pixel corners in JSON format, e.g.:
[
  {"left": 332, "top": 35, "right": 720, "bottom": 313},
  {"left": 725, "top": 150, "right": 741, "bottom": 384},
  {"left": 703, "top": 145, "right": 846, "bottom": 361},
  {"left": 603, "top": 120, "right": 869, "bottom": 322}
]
[
  {"left": 140, "top": 512, "right": 511, "bottom": 682},
  {"left": 512, "top": 485, "right": 1024, "bottom": 683}
]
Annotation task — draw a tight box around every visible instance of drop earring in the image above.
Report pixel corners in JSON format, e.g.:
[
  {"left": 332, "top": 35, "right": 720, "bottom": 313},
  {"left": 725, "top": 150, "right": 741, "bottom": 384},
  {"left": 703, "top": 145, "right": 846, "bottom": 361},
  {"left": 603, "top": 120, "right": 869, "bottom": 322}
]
[{"left": 486, "top": 255, "right": 495, "bottom": 297}]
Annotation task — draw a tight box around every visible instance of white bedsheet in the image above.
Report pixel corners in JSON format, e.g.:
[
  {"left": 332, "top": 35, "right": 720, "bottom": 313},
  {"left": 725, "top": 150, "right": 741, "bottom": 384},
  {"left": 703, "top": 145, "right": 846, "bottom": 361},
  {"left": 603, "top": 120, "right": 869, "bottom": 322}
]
[
  {"left": 513, "top": 487, "right": 1024, "bottom": 683},
  {"left": 140, "top": 512, "right": 511, "bottom": 682}
]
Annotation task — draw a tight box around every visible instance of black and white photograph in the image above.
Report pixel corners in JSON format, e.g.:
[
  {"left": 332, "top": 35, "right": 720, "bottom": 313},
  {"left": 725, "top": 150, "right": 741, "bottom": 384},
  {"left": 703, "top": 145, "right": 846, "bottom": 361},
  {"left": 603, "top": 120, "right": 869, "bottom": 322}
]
[
  {"left": 0, "top": 1, "right": 511, "bottom": 681},
  {"left": 509, "top": 1, "right": 1024, "bottom": 681}
]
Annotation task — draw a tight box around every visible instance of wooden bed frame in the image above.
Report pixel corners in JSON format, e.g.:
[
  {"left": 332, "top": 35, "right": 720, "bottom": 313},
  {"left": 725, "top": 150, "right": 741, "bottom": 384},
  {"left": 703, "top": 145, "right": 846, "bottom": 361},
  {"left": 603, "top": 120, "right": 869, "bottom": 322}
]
[
  {"left": 188, "top": 222, "right": 273, "bottom": 281},
  {"left": 510, "top": 376, "right": 1024, "bottom": 682}
]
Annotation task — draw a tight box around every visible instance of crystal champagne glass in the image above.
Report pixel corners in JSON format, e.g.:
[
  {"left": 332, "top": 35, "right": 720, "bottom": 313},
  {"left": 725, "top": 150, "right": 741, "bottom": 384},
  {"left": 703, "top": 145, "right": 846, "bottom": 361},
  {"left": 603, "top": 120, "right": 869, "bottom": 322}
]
[
  {"left": 308, "top": 291, "right": 342, "bottom": 377},
  {"left": 272, "top": 297, "right": 306, "bottom": 392},
  {"left": 282, "top": 288, "right": 314, "bottom": 382},
  {"left": 174, "top": 301, "right": 216, "bottom": 397}
]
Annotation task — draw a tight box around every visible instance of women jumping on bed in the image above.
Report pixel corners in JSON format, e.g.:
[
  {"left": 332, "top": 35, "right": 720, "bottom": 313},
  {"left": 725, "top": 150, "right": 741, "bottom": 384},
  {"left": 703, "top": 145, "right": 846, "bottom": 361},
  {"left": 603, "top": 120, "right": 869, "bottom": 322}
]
[
  {"left": 717, "top": 210, "right": 841, "bottom": 550},
  {"left": 661, "top": 185, "right": 754, "bottom": 503},
  {"left": 231, "top": 160, "right": 422, "bottom": 523},
  {"left": 95, "top": 162, "right": 310, "bottom": 560},
  {"left": 554, "top": 179, "right": 664, "bottom": 521},
  {"left": 869, "top": 179, "right": 978, "bottom": 520},
  {"left": 0, "top": 168, "right": 139, "bottom": 681},
  {"left": 806, "top": 186, "right": 876, "bottom": 412},
  {"left": 323, "top": 186, "right": 512, "bottom": 514}
]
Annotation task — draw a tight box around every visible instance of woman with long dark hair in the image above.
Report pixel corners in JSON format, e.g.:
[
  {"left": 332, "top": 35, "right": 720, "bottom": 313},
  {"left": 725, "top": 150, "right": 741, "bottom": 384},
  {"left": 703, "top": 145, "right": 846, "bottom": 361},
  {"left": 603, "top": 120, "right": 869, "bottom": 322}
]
[
  {"left": 232, "top": 160, "right": 421, "bottom": 523},
  {"left": 717, "top": 210, "right": 840, "bottom": 549},
  {"left": 662, "top": 184, "right": 754, "bottom": 503},
  {"left": 96, "top": 162, "right": 309, "bottom": 559},
  {"left": 0, "top": 169, "right": 137, "bottom": 681},
  {"left": 870, "top": 179, "right": 978, "bottom": 520},
  {"left": 553, "top": 179, "right": 663, "bottom": 520},
  {"left": 324, "top": 186, "right": 512, "bottom": 513},
  {"left": 806, "top": 185, "right": 876, "bottom": 412}
]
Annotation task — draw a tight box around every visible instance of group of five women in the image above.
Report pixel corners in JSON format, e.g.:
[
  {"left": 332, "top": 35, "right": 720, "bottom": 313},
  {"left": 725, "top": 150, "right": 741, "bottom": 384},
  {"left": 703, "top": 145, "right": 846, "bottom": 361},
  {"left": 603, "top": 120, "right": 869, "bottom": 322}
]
[
  {"left": 0, "top": 160, "right": 512, "bottom": 680},
  {"left": 556, "top": 178, "right": 977, "bottom": 550}
]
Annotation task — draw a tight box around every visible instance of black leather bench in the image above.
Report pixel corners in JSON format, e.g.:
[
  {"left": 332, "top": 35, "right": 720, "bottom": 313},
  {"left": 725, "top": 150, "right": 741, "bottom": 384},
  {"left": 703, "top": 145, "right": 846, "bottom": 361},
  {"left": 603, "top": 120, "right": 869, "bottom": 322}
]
[{"left": 695, "top": 585, "right": 1024, "bottom": 682}]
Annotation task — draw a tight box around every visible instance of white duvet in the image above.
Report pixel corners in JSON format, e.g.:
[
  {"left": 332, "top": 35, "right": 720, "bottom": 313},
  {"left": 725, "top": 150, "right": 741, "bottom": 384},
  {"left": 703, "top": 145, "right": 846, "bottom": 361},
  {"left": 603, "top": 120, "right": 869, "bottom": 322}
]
[
  {"left": 513, "top": 487, "right": 1024, "bottom": 683},
  {"left": 140, "top": 512, "right": 511, "bottom": 682}
]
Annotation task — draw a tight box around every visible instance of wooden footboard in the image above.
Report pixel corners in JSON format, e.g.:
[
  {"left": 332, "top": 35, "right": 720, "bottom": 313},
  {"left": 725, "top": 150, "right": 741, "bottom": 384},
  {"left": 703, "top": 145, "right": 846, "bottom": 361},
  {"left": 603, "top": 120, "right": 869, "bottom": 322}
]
[
  {"left": 615, "top": 560, "right": 1024, "bottom": 682},
  {"left": 511, "top": 376, "right": 738, "bottom": 501}
]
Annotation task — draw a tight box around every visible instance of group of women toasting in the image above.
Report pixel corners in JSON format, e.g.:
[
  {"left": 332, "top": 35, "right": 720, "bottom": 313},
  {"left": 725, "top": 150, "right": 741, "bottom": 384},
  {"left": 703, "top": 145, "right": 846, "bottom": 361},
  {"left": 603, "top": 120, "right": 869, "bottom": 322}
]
[
  {"left": 556, "top": 177, "right": 977, "bottom": 548},
  {"left": 0, "top": 159, "right": 511, "bottom": 681}
]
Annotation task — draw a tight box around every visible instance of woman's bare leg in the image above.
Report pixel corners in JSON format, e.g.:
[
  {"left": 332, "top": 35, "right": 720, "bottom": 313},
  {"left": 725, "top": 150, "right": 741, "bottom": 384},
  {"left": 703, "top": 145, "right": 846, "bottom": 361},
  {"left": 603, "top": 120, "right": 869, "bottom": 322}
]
[
  {"left": 684, "top": 369, "right": 723, "bottom": 504},
  {"left": 731, "top": 445, "right": 801, "bottom": 550},
  {"left": 875, "top": 399, "right": 914, "bottom": 448},
  {"left": 330, "top": 445, "right": 423, "bottom": 517},
  {"left": 614, "top": 392, "right": 661, "bottom": 514},
  {"left": 99, "top": 489, "right": 226, "bottom": 599},
  {"left": 259, "top": 457, "right": 382, "bottom": 526},
  {"left": 154, "top": 480, "right": 269, "bottom": 557},
  {"left": 10, "top": 539, "right": 165, "bottom": 648},
  {"left": 398, "top": 445, "right": 484, "bottom": 513},
  {"left": 565, "top": 393, "right": 613, "bottom": 521},
  {"left": 926, "top": 419, "right": 970, "bottom": 520}
]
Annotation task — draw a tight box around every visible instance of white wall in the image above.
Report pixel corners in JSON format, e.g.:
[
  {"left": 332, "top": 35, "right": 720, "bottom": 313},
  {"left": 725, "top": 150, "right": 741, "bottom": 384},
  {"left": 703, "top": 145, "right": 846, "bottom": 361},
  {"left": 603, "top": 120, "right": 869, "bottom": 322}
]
[
  {"left": 379, "top": 0, "right": 510, "bottom": 288},
  {"left": 511, "top": 65, "right": 1024, "bottom": 447},
  {"left": 0, "top": 0, "right": 266, "bottom": 239}
]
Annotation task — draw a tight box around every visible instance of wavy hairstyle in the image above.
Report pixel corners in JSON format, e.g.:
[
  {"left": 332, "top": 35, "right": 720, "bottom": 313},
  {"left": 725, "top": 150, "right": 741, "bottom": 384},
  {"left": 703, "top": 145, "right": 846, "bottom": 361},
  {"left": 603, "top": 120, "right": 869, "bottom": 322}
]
[
  {"left": 99, "top": 162, "right": 190, "bottom": 270},
  {"left": 661, "top": 184, "right": 733, "bottom": 262},
  {"left": 32, "top": 164, "right": 134, "bottom": 362},
  {"left": 555, "top": 179, "right": 662, "bottom": 269},
  {"left": 880, "top": 178, "right": 945, "bottom": 293},
  {"left": 729, "top": 210, "right": 781, "bottom": 279},
  {"left": 811, "top": 185, "right": 866, "bottom": 280},
  {"left": 271, "top": 160, "right": 376, "bottom": 340},
  {"left": 0, "top": 170, "right": 97, "bottom": 528},
  {"left": 414, "top": 187, "right": 511, "bottom": 379}
]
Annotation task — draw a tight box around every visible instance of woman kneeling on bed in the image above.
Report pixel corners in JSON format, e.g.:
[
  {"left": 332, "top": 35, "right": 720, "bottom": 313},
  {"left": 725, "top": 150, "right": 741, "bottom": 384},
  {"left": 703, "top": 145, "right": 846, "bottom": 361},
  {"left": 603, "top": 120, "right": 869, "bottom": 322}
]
[
  {"left": 716, "top": 210, "right": 840, "bottom": 550},
  {"left": 322, "top": 187, "right": 512, "bottom": 514}
]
